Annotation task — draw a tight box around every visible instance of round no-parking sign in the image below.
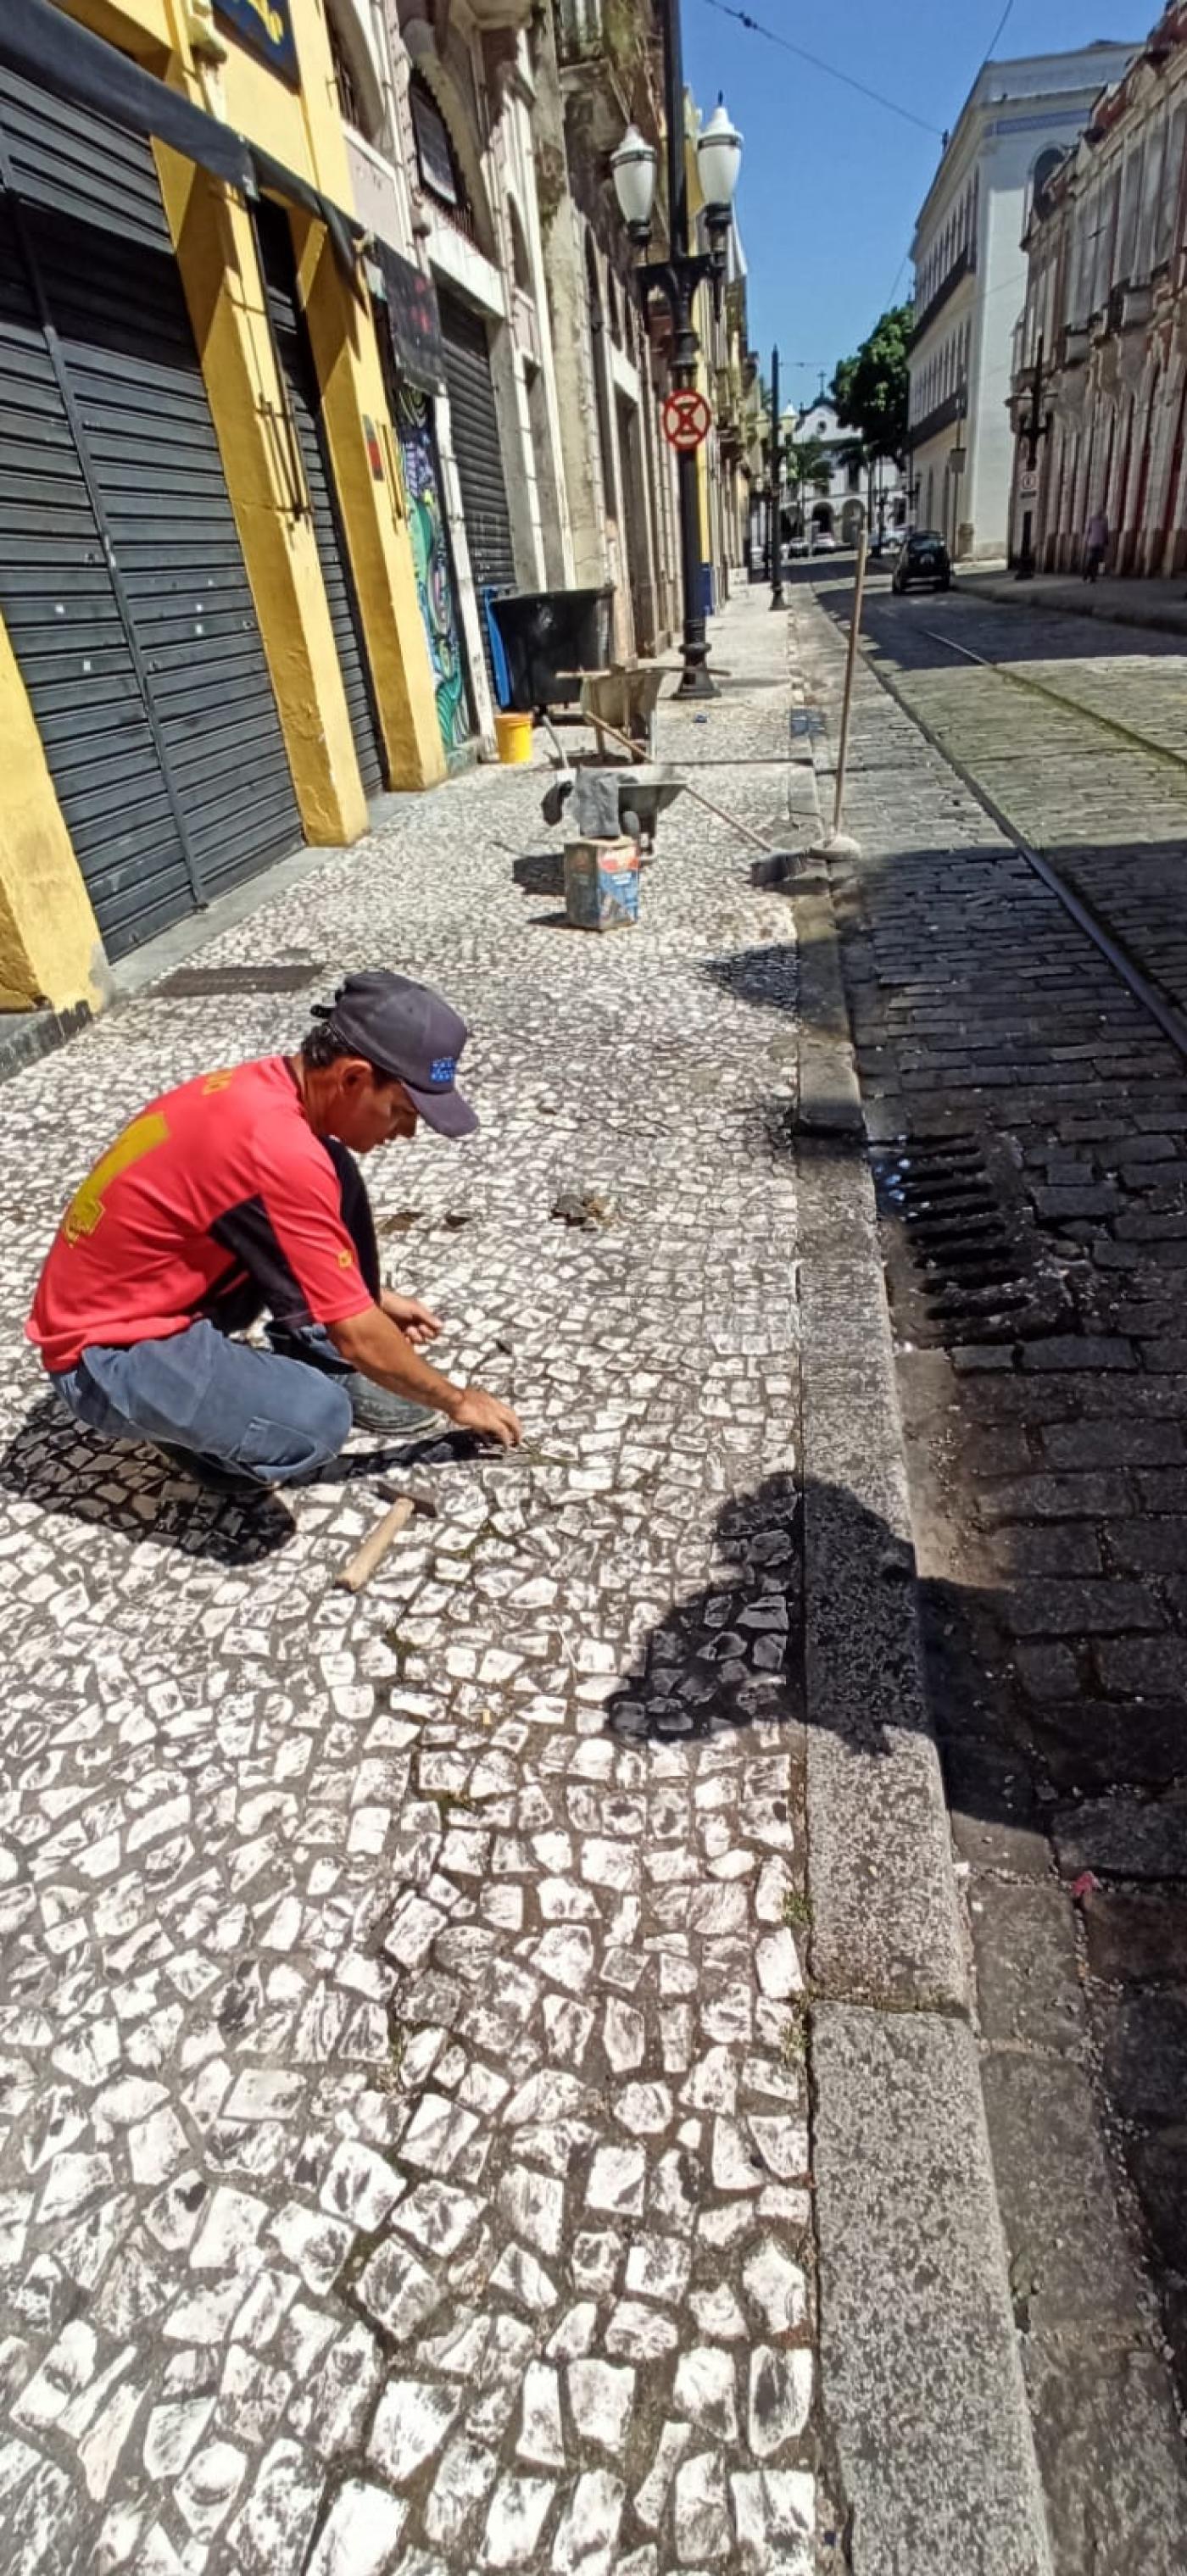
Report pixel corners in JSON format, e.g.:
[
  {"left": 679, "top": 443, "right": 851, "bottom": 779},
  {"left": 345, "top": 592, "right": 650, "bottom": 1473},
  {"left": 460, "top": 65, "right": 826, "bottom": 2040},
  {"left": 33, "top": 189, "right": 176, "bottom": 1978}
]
[{"left": 661, "top": 388, "right": 712, "bottom": 453}]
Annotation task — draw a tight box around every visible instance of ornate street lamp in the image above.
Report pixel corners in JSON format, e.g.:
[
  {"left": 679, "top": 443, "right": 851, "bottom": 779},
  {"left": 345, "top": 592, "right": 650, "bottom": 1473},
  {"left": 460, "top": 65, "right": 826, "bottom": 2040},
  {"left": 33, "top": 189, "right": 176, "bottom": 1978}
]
[
  {"left": 612, "top": 17, "right": 743, "bottom": 700},
  {"left": 609, "top": 125, "right": 657, "bottom": 245}
]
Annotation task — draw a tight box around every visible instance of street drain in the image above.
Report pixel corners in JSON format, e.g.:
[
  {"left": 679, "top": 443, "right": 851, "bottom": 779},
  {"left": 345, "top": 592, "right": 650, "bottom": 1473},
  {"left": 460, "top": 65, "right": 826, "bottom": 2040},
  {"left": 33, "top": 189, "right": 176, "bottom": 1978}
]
[
  {"left": 156, "top": 963, "right": 324, "bottom": 998},
  {"left": 872, "top": 1132, "right": 1067, "bottom": 1348}
]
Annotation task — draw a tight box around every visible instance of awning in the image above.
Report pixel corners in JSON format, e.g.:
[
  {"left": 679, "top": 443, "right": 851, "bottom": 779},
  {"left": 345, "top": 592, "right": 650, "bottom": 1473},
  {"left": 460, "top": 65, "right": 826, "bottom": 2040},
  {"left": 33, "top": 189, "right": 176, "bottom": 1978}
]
[{"left": 0, "top": 0, "right": 362, "bottom": 276}]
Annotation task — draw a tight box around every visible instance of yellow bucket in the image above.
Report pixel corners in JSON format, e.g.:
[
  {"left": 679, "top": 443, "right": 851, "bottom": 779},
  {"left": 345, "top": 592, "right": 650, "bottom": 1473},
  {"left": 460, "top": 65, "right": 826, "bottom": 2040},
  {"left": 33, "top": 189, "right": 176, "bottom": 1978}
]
[{"left": 494, "top": 709, "right": 532, "bottom": 765}]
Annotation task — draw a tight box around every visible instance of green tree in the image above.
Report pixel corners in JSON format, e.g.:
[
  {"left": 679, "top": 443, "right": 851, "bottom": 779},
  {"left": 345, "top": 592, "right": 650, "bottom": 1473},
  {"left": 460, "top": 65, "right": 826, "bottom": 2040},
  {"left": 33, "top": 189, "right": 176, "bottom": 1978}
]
[{"left": 831, "top": 305, "right": 912, "bottom": 463}]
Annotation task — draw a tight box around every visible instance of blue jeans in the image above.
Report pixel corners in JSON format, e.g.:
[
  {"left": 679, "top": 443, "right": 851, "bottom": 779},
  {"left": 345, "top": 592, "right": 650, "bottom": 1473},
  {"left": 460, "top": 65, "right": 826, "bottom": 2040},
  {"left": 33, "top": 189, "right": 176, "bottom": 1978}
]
[
  {"left": 48, "top": 1136, "right": 373, "bottom": 1487},
  {"left": 52, "top": 1320, "right": 353, "bottom": 1487}
]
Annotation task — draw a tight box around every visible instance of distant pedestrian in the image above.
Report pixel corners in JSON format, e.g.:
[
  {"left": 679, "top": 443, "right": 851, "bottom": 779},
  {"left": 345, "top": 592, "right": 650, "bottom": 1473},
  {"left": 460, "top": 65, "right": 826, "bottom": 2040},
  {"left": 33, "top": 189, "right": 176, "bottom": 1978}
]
[{"left": 1083, "top": 508, "right": 1109, "bottom": 582}]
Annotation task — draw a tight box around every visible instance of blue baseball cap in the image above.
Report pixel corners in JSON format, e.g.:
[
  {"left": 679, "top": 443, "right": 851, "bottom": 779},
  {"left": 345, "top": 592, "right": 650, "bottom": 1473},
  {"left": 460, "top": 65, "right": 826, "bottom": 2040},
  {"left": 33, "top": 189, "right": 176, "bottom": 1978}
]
[{"left": 312, "top": 971, "right": 478, "bottom": 1137}]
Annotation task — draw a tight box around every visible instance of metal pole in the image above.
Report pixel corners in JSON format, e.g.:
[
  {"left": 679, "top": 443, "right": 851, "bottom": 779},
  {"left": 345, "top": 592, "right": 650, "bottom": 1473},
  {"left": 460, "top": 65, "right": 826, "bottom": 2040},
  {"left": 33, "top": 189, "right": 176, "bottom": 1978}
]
[
  {"left": 1015, "top": 331, "right": 1043, "bottom": 581},
  {"left": 832, "top": 528, "right": 868, "bottom": 837},
  {"left": 770, "top": 344, "right": 784, "bottom": 608},
  {"left": 659, "top": 0, "right": 715, "bottom": 698}
]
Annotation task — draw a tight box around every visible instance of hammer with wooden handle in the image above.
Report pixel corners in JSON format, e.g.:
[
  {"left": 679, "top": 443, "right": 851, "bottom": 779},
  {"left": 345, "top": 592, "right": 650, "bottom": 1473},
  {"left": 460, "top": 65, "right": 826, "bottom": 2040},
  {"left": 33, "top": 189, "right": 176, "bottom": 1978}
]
[{"left": 334, "top": 1478, "right": 439, "bottom": 1594}]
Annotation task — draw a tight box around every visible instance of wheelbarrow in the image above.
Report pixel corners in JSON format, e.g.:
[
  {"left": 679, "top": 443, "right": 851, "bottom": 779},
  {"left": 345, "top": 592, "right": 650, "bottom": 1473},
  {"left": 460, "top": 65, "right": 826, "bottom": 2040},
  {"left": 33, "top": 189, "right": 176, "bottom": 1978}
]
[
  {"left": 556, "top": 659, "right": 677, "bottom": 760},
  {"left": 541, "top": 761, "right": 685, "bottom": 854}
]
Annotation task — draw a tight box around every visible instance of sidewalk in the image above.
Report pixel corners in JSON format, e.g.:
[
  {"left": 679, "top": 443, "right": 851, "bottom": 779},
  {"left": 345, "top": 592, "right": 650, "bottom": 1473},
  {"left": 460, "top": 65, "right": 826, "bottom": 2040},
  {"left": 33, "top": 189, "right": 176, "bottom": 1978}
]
[
  {"left": 961, "top": 565, "right": 1187, "bottom": 640},
  {"left": 0, "top": 600, "right": 817, "bottom": 2576},
  {"left": 0, "top": 593, "right": 1047, "bottom": 2576}
]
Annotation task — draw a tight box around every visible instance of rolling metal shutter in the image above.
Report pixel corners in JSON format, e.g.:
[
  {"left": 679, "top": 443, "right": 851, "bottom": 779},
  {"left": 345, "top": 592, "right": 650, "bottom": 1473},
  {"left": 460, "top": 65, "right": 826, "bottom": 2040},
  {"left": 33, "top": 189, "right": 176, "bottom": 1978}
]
[
  {"left": 437, "top": 287, "right": 515, "bottom": 597},
  {"left": 0, "top": 66, "right": 302, "bottom": 961},
  {"left": 256, "top": 200, "right": 385, "bottom": 798}
]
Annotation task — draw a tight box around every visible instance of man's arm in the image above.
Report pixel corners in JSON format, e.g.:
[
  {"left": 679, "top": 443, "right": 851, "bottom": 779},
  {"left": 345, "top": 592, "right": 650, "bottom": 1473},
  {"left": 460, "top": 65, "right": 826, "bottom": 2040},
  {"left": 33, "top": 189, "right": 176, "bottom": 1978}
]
[{"left": 328, "top": 1305, "right": 521, "bottom": 1449}]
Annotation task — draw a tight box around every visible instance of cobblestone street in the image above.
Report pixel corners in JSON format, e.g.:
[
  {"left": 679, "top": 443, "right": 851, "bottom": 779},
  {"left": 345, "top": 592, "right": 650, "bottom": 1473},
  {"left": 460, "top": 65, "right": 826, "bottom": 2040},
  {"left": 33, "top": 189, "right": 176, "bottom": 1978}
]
[
  {"left": 0, "top": 598, "right": 823, "bottom": 2575},
  {"left": 798, "top": 569, "right": 1187, "bottom": 2573}
]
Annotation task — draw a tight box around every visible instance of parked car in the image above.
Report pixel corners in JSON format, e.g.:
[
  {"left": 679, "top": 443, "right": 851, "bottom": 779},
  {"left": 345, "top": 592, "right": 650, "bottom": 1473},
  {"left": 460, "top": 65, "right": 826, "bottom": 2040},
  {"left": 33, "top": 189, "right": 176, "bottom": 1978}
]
[
  {"left": 892, "top": 530, "right": 952, "bottom": 593},
  {"left": 811, "top": 528, "right": 838, "bottom": 554}
]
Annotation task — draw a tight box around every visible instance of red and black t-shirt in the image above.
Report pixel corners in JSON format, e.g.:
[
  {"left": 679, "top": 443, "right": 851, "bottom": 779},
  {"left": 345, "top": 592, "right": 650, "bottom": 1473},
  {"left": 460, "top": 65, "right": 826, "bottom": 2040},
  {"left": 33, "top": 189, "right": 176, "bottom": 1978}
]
[{"left": 28, "top": 1056, "right": 375, "bottom": 1377}]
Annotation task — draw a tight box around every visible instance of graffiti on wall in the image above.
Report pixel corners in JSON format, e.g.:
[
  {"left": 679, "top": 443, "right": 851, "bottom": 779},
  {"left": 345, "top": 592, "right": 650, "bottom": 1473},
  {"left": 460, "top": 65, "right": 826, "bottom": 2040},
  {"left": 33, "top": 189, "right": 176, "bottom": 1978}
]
[{"left": 394, "top": 381, "right": 470, "bottom": 757}]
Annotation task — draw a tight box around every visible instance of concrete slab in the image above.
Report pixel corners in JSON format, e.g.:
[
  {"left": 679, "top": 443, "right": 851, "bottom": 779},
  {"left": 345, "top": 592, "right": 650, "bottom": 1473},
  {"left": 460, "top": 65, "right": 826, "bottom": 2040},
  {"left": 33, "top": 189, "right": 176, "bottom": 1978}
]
[
  {"left": 796, "top": 888, "right": 965, "bottom": 2012},
  {"left": 1024, "top": 2338, "right": 1187, "bottom": 2576},
  {"left": 981, "top": 2054, "right": 1142, "bottom": 2329},
  {"left": 970, "top": 1880, "right": 1086, "bottom": 2050},
  {"left": 813, "top": 2003, "right": 1052, "bottom": 2576}
]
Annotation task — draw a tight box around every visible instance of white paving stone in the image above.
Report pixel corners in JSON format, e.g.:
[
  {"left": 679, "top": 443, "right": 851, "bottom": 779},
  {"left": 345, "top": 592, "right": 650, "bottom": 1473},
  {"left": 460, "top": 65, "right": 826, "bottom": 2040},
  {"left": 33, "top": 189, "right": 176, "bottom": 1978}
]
[
  {"left": 305, "top": 2478, "right": 408, "bottom": 2575},
  {"left": 567, "top": 2359, "right": 635, "bottom": 2451},
  {"left": 0, "top": 597, "right": 815, "bottom": 2570}
]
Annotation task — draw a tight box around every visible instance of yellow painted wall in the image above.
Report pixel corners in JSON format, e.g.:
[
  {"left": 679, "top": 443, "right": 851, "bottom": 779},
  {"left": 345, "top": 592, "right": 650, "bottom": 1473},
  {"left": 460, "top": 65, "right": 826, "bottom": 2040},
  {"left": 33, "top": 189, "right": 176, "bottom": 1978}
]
[
  {"left": 2, "top": 0, "right": 445, "bottom": 1015},
  {"left": 0, "top": 625, "right": 107, "bottom": 1015},
  {"left": 114, "top": 0, "right": 443, "bottom": 789},
  {"left": 295, "top": 214, "right": 445, "bottom": 791},
  {"left": 154, "top": 143, "right": 370, "bottom": 842}
]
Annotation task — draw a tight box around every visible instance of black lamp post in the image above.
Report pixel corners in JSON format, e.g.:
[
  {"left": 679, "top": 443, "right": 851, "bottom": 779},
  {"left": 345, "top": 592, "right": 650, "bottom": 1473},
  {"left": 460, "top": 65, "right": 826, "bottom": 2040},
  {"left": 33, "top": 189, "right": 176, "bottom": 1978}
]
[
  {"left": 1015, "top": 332, "right": 1047, "bottom": 581},
  {"left": 611, "top": 7, "right": 742, "bottom": 699},
  {"left": 769, "top": 344, "right": 784, "bottom": 609}
]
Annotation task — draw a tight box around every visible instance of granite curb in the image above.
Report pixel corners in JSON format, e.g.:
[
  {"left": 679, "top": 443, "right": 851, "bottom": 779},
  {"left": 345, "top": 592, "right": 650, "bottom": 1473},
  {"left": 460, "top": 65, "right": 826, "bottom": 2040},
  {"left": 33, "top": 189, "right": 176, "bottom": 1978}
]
[{"left": 784, "top": 640, "right": 1055, "bottom": 2574}]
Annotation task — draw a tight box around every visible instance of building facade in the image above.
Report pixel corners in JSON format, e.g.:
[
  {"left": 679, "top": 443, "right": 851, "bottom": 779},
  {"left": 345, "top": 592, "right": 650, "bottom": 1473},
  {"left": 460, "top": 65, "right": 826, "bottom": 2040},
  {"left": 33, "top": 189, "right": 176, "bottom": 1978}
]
[
  {"left": 779, "top": 396, "right": 906, "bottom": 548},
  {"left": 783, "top": 396, "right": 863, "bottom": 544},
  {"left": 1010, "top": 4, "right": 1187, "bottom": 577},
  {"left": 908, "top": 39, "right": 1136, "bottom": 560},
  {"left": 325, "top": 0, "right": 575, "bottom": 753},
  {"left": 0, "top": 0, "right": 744, "bottom": 1021},
  {"left": 0, "top": 0, "right": 447, "bottom": 1016}
]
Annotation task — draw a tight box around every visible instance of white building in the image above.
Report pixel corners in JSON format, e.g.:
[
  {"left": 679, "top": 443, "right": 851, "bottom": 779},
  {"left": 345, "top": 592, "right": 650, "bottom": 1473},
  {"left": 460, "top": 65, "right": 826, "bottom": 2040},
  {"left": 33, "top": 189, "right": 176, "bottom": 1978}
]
[
  {"left": 908, "top": 38, "right": 1136, "bottom": 560},
  {"left": 782, "top": 395, "right": 906, "bottom": 548}
]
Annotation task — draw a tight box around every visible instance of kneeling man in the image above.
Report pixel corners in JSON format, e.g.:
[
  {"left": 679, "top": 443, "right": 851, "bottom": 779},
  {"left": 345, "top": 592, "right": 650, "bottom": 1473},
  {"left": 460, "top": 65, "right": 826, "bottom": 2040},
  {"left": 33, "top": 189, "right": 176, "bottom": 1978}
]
[{"left": 28, "top": 971, "right": 521, "bottom": 1492}]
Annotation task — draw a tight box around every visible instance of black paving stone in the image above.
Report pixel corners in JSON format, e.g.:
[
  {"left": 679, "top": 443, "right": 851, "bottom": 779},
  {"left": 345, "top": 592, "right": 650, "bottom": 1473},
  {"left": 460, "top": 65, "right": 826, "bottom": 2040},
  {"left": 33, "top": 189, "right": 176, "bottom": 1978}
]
[{"left": 1102, "top": 1992, "right": 1187, "bottom": 2122}]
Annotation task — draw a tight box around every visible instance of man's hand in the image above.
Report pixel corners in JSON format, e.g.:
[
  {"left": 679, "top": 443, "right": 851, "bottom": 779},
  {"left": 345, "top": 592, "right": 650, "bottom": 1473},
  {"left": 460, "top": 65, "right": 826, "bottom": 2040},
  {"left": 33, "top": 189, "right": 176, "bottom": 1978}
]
[
  {"left": 380, "top": 1290, "right": 443, "bottom": 1346},
  {"left": 450, "top": 1388, "right": 522, "bottom": 1449},
  {"left": 329, "top": 1308, "right": 521, "bottom": 1446}
]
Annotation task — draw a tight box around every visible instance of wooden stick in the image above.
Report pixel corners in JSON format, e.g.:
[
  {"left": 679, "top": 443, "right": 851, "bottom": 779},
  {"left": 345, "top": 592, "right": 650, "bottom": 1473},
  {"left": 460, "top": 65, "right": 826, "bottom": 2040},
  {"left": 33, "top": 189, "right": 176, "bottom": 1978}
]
[
  {"left": 832, "top": 531, "right": 869, "bottom": 837},
  {"left": 582, "top": 710, "right": 787, "bottom": 857},
  {"left": 334, "top": 1494, "right": 416, "bottom": 1594}
]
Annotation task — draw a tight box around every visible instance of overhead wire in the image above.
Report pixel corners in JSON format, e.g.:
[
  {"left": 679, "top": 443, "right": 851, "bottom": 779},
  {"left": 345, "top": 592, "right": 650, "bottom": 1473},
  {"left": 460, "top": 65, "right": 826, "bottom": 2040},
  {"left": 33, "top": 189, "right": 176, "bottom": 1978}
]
[
  {"left": 695, "top": 0, "right": 944, "bottom": 136},
  {"left": 875, "top": 0, "right": 1018, "bottom": 337}
]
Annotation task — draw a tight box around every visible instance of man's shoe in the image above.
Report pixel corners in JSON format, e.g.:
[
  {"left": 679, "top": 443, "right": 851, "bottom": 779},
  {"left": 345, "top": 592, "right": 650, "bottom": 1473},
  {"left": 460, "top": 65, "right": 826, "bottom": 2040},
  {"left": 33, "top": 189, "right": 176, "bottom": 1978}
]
[
  {"left": 267, "top": 1329, "right": 440, "bottom": 1440},
  {"left": 343, "top": 1375, "right": 442, "bottom": 1438}
]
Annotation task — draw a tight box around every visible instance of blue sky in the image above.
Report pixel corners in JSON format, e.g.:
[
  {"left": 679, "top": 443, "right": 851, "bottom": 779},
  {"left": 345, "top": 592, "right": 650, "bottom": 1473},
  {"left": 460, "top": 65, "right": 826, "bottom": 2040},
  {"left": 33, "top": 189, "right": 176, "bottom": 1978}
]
[{"left": 681, "top": 1, "right": 1149, "bottom": 392}]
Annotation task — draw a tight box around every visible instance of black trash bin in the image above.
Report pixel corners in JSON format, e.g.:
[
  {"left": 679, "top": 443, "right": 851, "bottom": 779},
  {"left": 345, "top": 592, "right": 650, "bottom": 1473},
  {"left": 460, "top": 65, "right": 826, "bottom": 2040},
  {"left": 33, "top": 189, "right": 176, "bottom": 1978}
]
[{"left": 488, "top": 587, "right": 613, "bottom": 712}]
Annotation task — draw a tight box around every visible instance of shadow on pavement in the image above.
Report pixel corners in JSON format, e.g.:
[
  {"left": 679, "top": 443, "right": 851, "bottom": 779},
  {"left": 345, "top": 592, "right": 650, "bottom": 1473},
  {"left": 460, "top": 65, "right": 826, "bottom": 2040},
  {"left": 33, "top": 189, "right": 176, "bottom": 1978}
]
[
  {"left": 817, "top": 571, "right": 1187, "bottom": 677},
  {"left": 0, "top": 1396, "right": 294, "bottom": 1562},
  {"left": 512, "top": 849, "right": 566, "bottom": 900},
  {"left": 605, "top": 1472, "right": 805, "bottom": 1744},
  {"left": 608, "top": 1455, "right": 1187, "bottom": 2419}
]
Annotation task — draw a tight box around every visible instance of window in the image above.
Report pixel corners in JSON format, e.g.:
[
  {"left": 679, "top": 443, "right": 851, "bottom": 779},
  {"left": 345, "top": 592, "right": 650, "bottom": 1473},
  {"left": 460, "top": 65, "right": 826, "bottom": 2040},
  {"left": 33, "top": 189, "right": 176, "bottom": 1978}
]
[
  {"left": 1138, "top": 120, "right": 1167, "bottom": 276},
  {"left": 329, "top": 16, "right": 366, "bottom": 133},
  {"left": 1031, "top": 147, "right": 1063, "bottom": 221},
  {"left": 1154, "top": 102, "right": 1185, "bottom": 270},
  {"left": 508, "top": 198, "right": 532, "bottom": 297},
  {"left": 1116, "top": 141, "right": 1144, "bottom": 281},
  {"left": 410, "top": 72, "right": 475, "bottom": 242}
]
